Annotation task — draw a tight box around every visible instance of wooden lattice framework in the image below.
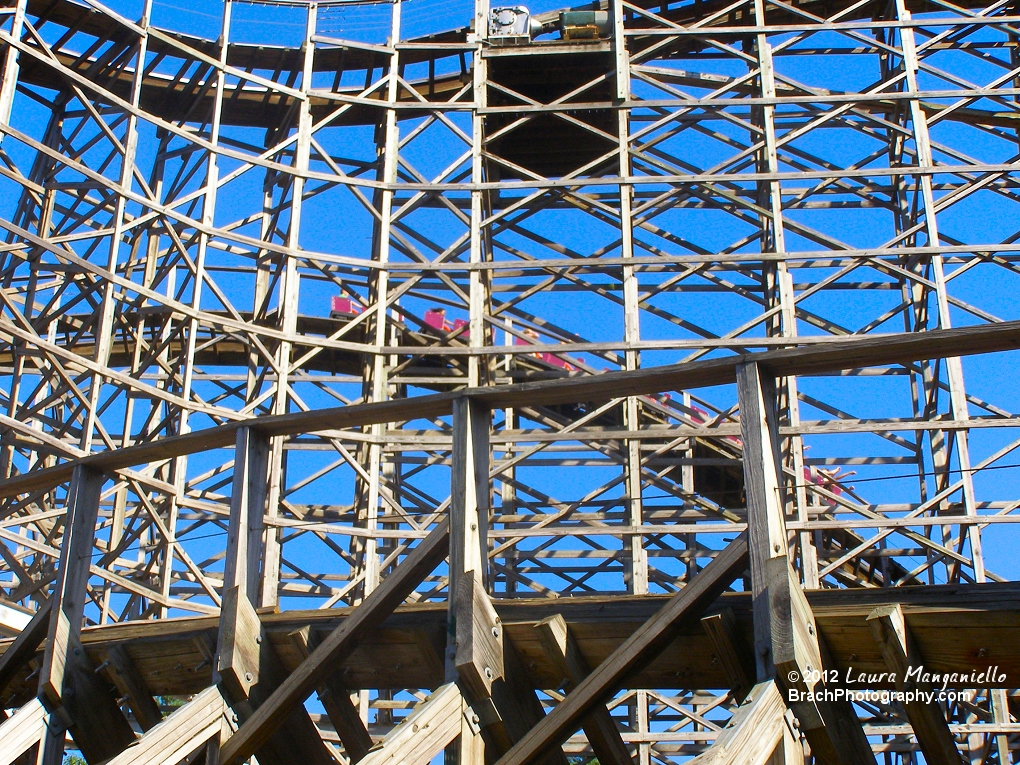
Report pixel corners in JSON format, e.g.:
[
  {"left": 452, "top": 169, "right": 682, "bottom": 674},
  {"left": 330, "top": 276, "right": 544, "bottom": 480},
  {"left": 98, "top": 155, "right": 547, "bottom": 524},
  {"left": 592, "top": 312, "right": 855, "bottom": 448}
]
[{"left": 1, "top": 0, "right": 1020, "bottom": 760}]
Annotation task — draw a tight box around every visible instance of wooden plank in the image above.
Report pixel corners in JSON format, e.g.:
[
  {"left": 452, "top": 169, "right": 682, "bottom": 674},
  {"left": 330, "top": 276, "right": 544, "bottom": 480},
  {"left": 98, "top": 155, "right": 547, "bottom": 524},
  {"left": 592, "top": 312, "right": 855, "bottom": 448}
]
[
  {"left": 533, "top": 614, "right": 632, "bottom": 765},
  {"left": 449, "top": 398, "right": 501, "bottom": 702},
  {"left": 358, "top": 683, "right": 464, "bottom": 765},
  {"left": 102, "top": 685, "right": 230, "bottom": 765},
  {"left": 0, "top": 697, "right": 48, "bottom": 765},
  {"left": 685, "top": 682, "right": 787, "bottom": 765},
  {"left": 701, "top": 610, "right": 755, "bottom": 703},
  {"left": 0, "top": 599, "right": 50, "bottom": 694},
  {"left": 3, "top": 321, "right": 1020, "bottom": 500},
  {"left": 492, "top": 532, "right": 749, "bottom": 765},
  {"left": 217, "top": 457, "right": 335, "bottom": 765},
  {"left": 0, "top": 603, "right": 31, "bottom": 638},
  {"left": 867, "top": 605, "right": 963, "bottom": 765},
  {"left": 218, "top": 517, "right": 451, "bottom": 765}
]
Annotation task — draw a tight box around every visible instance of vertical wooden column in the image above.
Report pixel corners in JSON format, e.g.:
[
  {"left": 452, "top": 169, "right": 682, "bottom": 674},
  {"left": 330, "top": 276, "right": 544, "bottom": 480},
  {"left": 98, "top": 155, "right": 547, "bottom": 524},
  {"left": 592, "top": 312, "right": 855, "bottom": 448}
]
[
  {"left": 749, "top": 0, "right": 816, "bottom": 587},
  {"left": 612, "top": 3, "right": 650, "bottom": 756},
  {"left": 216, "top": 426, "right": 334, "bottom": 765},
  {"left": 40, "top": 466, "right": 104, "bottom": 706},
  {"left": 0, "top": 0, "right": 27, "bottom": 138},
  {"left": 159, "top": 0, "right": 234, "bottom": 621},
  {"left": 737, "top": 362, "right": 874, "bottom": 765},
  {"left": 218, "top": 426, "right": 270, "bottom": 701},
  {"left": 447, "top": 397, "right": 566, "bottom": 765},
  {"left": 893, "top": 0, "right": 982, "bottom": 585},
  {"left": 39, "top": 465, "right": 135, "bottom": 763},
  {"left": 448, "top": 396, "right": 495, "bottom": 765}
]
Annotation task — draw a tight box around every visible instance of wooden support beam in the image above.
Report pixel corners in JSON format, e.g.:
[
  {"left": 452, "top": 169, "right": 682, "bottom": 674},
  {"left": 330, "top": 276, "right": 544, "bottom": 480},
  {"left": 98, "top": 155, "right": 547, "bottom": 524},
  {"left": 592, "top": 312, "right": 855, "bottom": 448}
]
[
  {"left": 39, "top": 465, "right": 104, "bottom": 706},
  {"left": 492, "top": 532, "right": 749, "bottom": 765},
  {"left": 0, "top": 698, "right": 48, "bottom": 765},
  {"left": 318, "top": 682, "right": 375, "bottom": 763},
  {"left": 447, "top": 396, "right": 503, "bottom": 765},
  {"left": 218, "top": 517, "right": 450, "bottom": 765},
  {"left": 102, "top": 685, "right": 232, "bottom": 765},
  {"left": 56, "top": 632, "right": 137, "bottom": 763},
  {"left": 34, "top": 465, "right": 135, "bottom": 763},
  {"left": 867, "top": 605, "right": 963, "bottom": 765},
  {"left": 737, "top": 362, "right": 874, "bottom": 765},
  {"left": 358, "top": 683, "right": 465, "bottom": 765},
  {"left": 0, "top": 603, "right": 31, "bottom": 638},
  {"left": 215, "top": 431, "right": 334, "bottom": 765},
  {"left": 701, "top": 610, "right": 755, "bottom": 703},
  {"left": 216, "top": 585, "right": 263, "bottom": 702},
  {"left": 453, "top": 566, "right": 503, "bottom": 704},
  {"left": 0, "top": 599, "right": 50, "bottom": 695},
  {"left": 447, "top": 398, "right": 567, "bottom": 765},
  {"left": 103, "top": 644, "right": 163, "bottom": 731},
  {"left": 289, "top": 626, "right": 375, "bottom": 763},
  {"left": 490, "top": 636, "right": 570, "bottom": 765},
  {"left": 223, "top": 426, "right": 269, "bottom": 600},
  {"left": 534, "top": 614, "right": 632, "bottom": 765},
  {"left": 686, "top": 682, "right": 788, "bottom": 765}
]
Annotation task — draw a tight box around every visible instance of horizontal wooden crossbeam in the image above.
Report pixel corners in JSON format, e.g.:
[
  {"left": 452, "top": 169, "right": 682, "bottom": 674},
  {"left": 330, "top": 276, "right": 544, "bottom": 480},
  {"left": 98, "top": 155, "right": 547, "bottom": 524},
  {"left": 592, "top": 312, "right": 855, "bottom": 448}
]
[{"left": 1, "top": 321, "right": 1018, "bottom": 499}]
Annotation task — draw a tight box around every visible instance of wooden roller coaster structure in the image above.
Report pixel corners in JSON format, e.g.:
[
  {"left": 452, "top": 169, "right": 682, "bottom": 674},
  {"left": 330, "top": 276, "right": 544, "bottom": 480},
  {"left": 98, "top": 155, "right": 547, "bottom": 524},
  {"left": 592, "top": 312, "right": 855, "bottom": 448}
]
[{"left": 1, "top": 0, "right": 1020, "bottom": 761}]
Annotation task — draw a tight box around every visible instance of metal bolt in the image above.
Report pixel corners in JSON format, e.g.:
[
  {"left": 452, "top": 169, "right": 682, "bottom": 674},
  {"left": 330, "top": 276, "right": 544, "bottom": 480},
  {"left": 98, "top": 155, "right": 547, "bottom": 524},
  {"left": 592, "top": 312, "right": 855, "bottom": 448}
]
[
  {"left": 484, "top": 667, "right": 494, "bottom": 680},
  {"left": 245, "top": 672, "right": 254, "bottom": 683},
  {"left": 255, "top": 635, "right": 262, "bottom": 644},
  {"left": 491, "top": 626, "right": 500, "bottom": 638},
  {"left": 808, "top": 625, "right": 814, "bottom": 635},
  {"left": 773, "top": 543, "right": 781, "bottom": 553}
]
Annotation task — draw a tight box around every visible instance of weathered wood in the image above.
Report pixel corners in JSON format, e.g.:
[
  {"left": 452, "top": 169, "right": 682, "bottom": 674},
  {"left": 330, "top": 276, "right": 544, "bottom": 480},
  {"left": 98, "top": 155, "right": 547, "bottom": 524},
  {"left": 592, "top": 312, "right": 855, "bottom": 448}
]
[
  {"left": 218, "top": 517, "right": 450, "bottom": 765},
  {"left": 0, "top": 698, "right": 48, "bottom": 765},
  {"left": 318, "top": 682, "right": 375, "bottom": 763},
  {"left": 289, "top": 625, "right": 374, "bottom": 763},
  {"left": 685, "top": 682, "right": 787, "bottom": 765},
  {"left": 492, "top": 532, "right": 749, "bottom": 765},
  {"left": 59, "top": 631, "right": 137, "bottom": 763},
  {"left": 454, "top": 569, "right": 504, "bottom": 703},
  {"left": 0, "top": 603, "right": 31, "bottom": 638},
  {"left": 867, "top": 605, "right": 963, "bottom": 765},
  {"left": 358, "top": 683, "right": 464, "bottom": 765},
  {"left": 104, "top": 644, "right": 163, "bottom": 731},
  {"left": 534, "top": 614, "right": 631, "bottom": 765},
  {"left": 216, "top": 585, "right": 262, "bottom": 701},
  {"left": 223, "top": 426, "right": 270, "bottom": 599},
  {"left": 39, "top": 465, "right": 104, "bottom": 705},
  {"left": 30, "top": 465, "right": 136, "bottom": 763},
  {"left": 449, "top": 397, "right": 491, "bottom": 593},
  {"left": 701, "top": 610, "right": 755, "bottom": 703},
  {"left": 489, "top": 635, "right": 571, "bottom": 765},
  {"left": 0, "top": 599, "right": 50, "bottom": 694},
  {"left": 737, "top": 362, "right": 874, "bottom": 765},
  {"left": 4, "top": 322, "right": 1020, "bottom": 501},
  {"left": 217, "top": 474, "right": 334, "bottom": 765},
  {"left": 102, "top": 685, "right": 230, "bottom": 765}
]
